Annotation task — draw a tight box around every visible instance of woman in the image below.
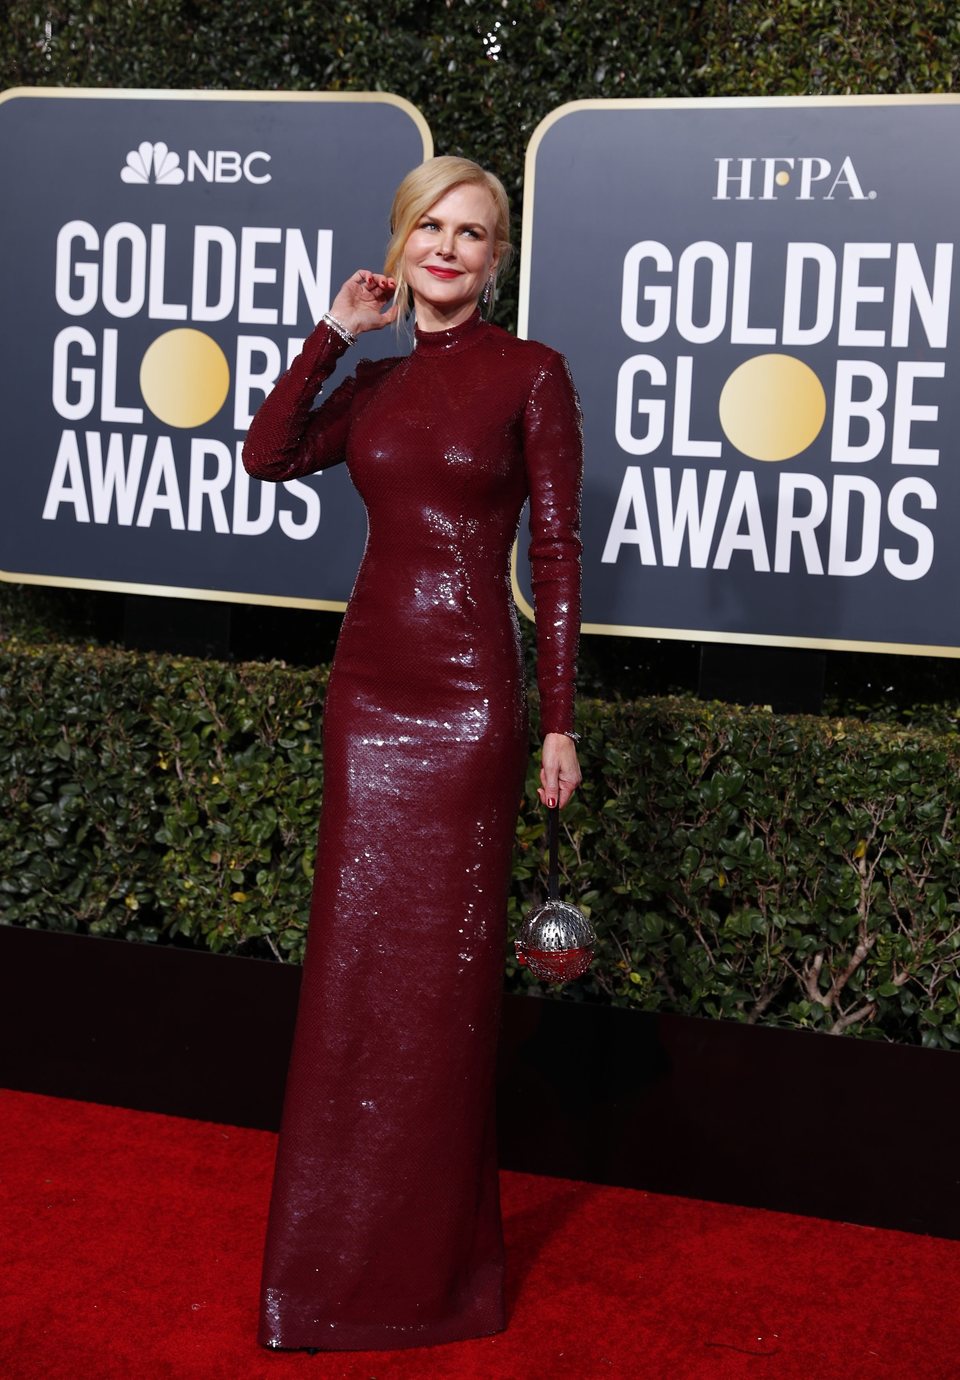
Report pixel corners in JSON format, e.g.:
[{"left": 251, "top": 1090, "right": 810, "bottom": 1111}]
[{"left": 243, "top": 155, "right": 583, "bottom": 1352}]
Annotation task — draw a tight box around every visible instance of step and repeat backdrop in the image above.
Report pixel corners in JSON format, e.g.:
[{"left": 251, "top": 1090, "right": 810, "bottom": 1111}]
[
  {"left": 0, "top": 88, "right": 430, "bottom": 609},
  {"left": 1, "top": 89, "right": 959, "bottom": 654},
  {"left": 517, "top": 96, "right": 960, "bottom": 654}
]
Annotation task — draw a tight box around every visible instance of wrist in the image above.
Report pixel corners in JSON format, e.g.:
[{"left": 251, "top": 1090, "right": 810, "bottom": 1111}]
[{"left": 322, "top": 311, "right": 358, "bottom": 347}]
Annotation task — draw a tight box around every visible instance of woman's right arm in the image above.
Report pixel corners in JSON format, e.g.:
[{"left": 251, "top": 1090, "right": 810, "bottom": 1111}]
[
  {"left": 242, "top": 270, "right": 398, "bottom": 484},
  {"left": 241, "top": 323, "right": 358, "bottom": 483}
]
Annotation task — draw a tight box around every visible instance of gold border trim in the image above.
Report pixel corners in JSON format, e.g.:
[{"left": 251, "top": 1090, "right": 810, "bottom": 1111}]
[
  {"left": 0, "top": 85, "right": 434, "bottom": 152},
  {"left": 514, "top": 93, "right": 960, "bottom": 659},
  {"left": 0, "top": 568, "right": 349, "bottom": 613},
  {"left": 0, "top": 83, "right": 430, "bottom": 614}
]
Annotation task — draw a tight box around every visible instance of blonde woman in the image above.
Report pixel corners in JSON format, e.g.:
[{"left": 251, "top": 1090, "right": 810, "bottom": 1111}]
[{"left": 243, "top": 156, "right": 583, "bottom": 1353}]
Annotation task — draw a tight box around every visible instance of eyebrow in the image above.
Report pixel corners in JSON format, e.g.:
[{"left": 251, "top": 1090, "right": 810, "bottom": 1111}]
[{"left": 421, "top": 216, "right": 489, "bottom": 234}]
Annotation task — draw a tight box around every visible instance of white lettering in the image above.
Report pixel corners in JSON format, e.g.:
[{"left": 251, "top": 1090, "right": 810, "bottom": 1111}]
[
  {"left": 712, "top": 471, "right": 769, "bottom": 570},
  {"left": 826, "top": 155, "right": 867, "bottom": 200},
  {"left": 653, "top": 467, "right": 725, "bottom": 567},
  {"left": 234, "top": 335, "right": 282, "bottom": 431},
  {"left": 827, "top": 476, "right": 881, "bottom": 576},
  {"left": 100, "top": 328, "right": 143, "bottom": 424},
  {"left": 101, "top": 221, "right": 147, "bottom": 319},
  {"left": 838, "top": 243, "right": 891, "bottom": 347},
  {"left": 87, "top": 431, "right": 146, "bottom": 525},
  {"left": 55, "top": 220, "right": 99, "bottom": 316},
  {"left": 601, "top": 466, "right": 656, "bottom": 563},
  {"left": 232, "top": 456, "right": 276, "bottom": 535},
  {"left": 797, "top": 157, "right": 831, "bottom": 201},
  {"left": 890, "top": 361, "right": 944, "bottom": 466},
  {"left": 714, "top": 158, "right": 754, "bottom": 200},
  {"left": 890, "top": 243, "right": 953, "bottom": 349},
  {"left": 42, "top": 430, "right": 90, "bottom": 522},
  {"left": 884, "top": 478, "right": 936, "bottom": 580},
  {"left": 620, "top": 241, "right": 672, "bottom": 343},
  {"left": 190, "top": 226, "right": 237, "bottom": 322},
  {"left": 147, "top": 224, "right": 187, "bottom": 320},
  {"left": 238, "top": 227, "right": 282, "bottom": 325},
  {"left": 51, "top": 326, "right": 96, "bottom": 420},
  {"left": 831, "top": 361, "right": 888, "bottom": 464},
  {"left": 730, "top": 242, "right": 777, "bottom": 344},
  {"left": 186, "top": 150, "right": 215, "bottom": 183},
  {"left": 773, "top": 475, "right": 828, "bottom": 574},
  {"left": 672, "top": 356, "right": 721, "bottom": 457},
  {"left": 782, "top": 243, "right": 836, "bottom": 347},
  {"left": 188, "top": 439, "right": 233, "bottom": 532},
  {"left": 243, "top": 152, "right": 271, "bottom": 184},
  {"left": 279, "top": 477, "right": 321, "bottom": 540},
  {"left": 676, "top": 242, "right": 727, "bottom": 344},
  {"left": 136, "top": 437, "right": 185, "bottom": 528},
  {"left": 282, "top": 229, "right": 332, "bottom": 327}
]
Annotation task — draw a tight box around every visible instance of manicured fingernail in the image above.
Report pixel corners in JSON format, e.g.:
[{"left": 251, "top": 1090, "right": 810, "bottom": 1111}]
[{"left": 548, "top": 797, "right": 556, "bottom": 808}]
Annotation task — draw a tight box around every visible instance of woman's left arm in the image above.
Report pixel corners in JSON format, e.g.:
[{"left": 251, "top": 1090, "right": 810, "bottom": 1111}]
[{"left": 521, "top": 350, "right": 584, "bottom": 809}]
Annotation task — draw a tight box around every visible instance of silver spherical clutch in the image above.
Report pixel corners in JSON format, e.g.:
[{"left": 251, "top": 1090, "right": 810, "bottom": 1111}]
[{"left": 514, "top": 805, "right": 596, "bottom": 984}]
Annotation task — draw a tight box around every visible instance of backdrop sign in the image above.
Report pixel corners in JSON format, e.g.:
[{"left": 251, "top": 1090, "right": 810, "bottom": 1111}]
[
  {"left": 517, "top": 96, "right": 960, "bottom": 655},
  {"left": 0, "top": 88, "right": 430, "bottom": 608}
]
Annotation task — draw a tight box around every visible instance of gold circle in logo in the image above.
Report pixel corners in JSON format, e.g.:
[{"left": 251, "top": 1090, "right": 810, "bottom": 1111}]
[
  {"left": 718, "top": 354, "right": 826, "bottom": 462},
  {"left": 775, "top": 169, "right": 790, "bottom": 186},
  {"left": 140, "top": 329, "right": 230, "bottom": 429}
]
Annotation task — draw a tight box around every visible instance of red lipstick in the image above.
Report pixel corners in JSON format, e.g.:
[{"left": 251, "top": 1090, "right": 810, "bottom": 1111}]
[{"left": 425, "top": 267, "right": 461, "bottom": 279}]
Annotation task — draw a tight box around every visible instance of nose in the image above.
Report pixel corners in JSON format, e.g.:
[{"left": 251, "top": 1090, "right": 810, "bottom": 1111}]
[{"left": 435, "top": 230, "right": 456, "bottom": 258}]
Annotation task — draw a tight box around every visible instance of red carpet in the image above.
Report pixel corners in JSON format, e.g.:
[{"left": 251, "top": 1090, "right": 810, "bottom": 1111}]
[{"left": 1, "top": 1089, "right": 958, "bottom": 1379}]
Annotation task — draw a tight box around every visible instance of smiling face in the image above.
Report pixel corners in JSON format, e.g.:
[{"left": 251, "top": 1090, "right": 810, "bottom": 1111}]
[{"left": 402, "top": 182, "right": 500, "bottom": 331}]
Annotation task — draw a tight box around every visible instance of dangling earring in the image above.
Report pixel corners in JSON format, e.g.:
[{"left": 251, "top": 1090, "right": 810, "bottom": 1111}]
[{"left": 482, "top": 275, "right": 494, "bottom": 308}]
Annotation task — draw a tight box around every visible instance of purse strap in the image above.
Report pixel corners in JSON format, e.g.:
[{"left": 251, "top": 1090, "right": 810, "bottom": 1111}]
[{"left": 547, "top": 804, "right": 560, "bottom": 902}]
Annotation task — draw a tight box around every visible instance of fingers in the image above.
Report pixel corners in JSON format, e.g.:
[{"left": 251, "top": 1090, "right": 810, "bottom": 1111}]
[
  {"left": 352, "top": 270, "right": 396, "bottom": 301},
  {"left": 537, "top": 763, "right": 559, "bottom": 810},
  {"left": 536, "top": 772, "right": 580, "bottom": 810}
]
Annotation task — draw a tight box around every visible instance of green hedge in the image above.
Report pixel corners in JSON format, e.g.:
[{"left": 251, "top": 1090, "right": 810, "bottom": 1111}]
[{"left": 4, "top": 639, "right": 960, "bottom": 1049}]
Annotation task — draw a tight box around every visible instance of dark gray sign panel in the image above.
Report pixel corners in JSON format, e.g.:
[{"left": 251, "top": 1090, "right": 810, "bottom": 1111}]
[
  {"left": 0, "top": 88, "right": 431, "bottom": 609},
  {"left": 516, "top": 96, "right": 960, "bottom": 655}
]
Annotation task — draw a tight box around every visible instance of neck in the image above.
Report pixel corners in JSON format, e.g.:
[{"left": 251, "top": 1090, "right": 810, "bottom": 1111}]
[{"left": 412, "top": 297, "right": 482, "bottom": 332}]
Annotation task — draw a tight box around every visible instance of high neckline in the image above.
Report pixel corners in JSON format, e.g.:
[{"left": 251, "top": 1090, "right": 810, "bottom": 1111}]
[{"left": 413, "top": 308, "right": 485, "bottom": 355}]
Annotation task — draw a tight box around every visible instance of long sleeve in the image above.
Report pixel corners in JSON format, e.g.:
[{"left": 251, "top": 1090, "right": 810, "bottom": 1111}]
[
  {"left": 242, "top": 321, "right": 357, "bottom": 483},
  {"left": 521, "top": 350, "right": 584, "bottom": 738}
]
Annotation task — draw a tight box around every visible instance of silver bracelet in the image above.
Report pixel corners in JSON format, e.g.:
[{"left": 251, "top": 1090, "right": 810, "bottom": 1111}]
[
  {"left": 322, "top": 312, "right": 358, "bottom": 347},
  {"left": 561, "top": 730, "right": 581, "bottom": 741}
]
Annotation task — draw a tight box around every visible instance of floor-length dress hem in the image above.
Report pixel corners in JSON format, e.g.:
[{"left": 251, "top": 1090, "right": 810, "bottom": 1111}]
[{"left": 259, "top": 1311, "right": 507, "bottom": 1354}]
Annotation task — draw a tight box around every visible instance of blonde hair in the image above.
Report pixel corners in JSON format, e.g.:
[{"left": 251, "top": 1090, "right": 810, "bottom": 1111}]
[{"left": 385, "top": 156, "right": 513, "bottom": 322}]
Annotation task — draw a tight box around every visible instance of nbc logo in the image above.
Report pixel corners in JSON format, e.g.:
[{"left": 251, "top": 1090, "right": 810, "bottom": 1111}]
[
  {"left": 121, "top": 141, "right": 184, "bottom": 185},
  {"left": 120, "top": 141, "right": 272, "bottom": 186}
]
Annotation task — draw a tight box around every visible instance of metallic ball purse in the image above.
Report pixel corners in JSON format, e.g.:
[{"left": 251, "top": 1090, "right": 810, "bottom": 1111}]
[{"left": 515, "top": 805, "right": 596, "bottom": 983}]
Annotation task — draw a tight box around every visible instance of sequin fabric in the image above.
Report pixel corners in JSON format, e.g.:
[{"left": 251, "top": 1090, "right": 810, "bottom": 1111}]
[{"left": 242, "top": 307, "right": 582, "bottom": 1352}]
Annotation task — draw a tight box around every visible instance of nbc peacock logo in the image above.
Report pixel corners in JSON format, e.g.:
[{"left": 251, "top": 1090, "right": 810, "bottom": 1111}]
[
  {"left": 121, "top": 141, "right": 185, "bottom": 185},
  {"left": 119, "top": 140, "right": 272, "bottom": 185}
]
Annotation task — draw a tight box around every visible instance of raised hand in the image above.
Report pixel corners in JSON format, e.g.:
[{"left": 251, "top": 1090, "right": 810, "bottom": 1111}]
[{"left": 328, "top": 270, "right": 399, "bottom": 337}]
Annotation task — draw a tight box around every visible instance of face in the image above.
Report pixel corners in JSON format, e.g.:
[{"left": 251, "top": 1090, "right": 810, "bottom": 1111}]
[{"left": 402, "top": 182, "right": 500, "bottom": 327}]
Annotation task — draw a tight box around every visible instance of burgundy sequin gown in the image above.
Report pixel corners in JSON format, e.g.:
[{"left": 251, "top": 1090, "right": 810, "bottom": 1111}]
[{"left": 242, "top": 307, "right": 582, "bottom": 1351}]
